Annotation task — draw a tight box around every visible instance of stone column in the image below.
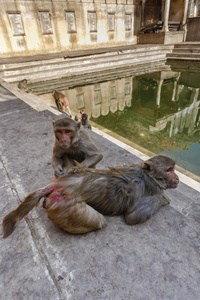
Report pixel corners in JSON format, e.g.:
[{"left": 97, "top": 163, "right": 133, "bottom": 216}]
[
  {"left": 188, "top": 0, "right": 195, "bottom": 17},
  {"left": 141, "top": 0, "right": 146, "bottom": 27},
  {"left": 195, "top": 0, "right": 200, "bottom": 16},
  {"left": 182, "top": 0, "right": 190, "bottom": 26},
  {"left": 162, "top": 0, "right": 171, "bottom": 32},
  {"left": 161, "top": 0, "right": 165, "bottom": 22},
  {"left": 182, "top": 0, "right": 190, "bottom": 41}
]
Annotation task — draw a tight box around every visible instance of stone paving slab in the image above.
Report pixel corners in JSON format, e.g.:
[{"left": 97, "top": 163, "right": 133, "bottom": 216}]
[{"left": 0, "top": 84, "right": 200, "bottom": 300}]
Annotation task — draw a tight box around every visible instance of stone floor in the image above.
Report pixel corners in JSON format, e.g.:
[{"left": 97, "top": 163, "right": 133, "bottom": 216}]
[{"left": 0, "top": 80, "right": 200, "bottom": 300}]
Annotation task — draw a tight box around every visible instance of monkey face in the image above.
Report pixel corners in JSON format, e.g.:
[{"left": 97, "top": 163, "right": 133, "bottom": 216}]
[
  {"left": 55, "top": 128, "right": 73, "bottom": 148},
  {"left": 165, "top": 166, "right": 179, "bottom": 188}
]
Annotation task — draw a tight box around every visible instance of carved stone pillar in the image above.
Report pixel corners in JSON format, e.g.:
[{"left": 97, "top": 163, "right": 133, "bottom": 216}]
[
  {"left": 188, "top": 0, "right": 195, "bottom": 17},
  {"left": 162, "top": 0, "right": 171, "bottom": 32},
  {"left": 182, "top": 0, "right": 190, "bottom": 26},
  {"left": 141, "top": 0, "right": 146, "bottom": 27},
  {"left": 182, "top": 0, "right": 190, "bottom": 40}
]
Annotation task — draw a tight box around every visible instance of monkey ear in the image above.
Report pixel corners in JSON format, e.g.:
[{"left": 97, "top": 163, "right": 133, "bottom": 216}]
[{"left": 142, "top": 162, "right": 152, "bottom": 172}]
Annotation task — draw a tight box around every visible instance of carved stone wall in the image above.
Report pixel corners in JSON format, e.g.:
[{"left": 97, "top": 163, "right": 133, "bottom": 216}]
[{"left": 0, "top": 0, "right": 141, "bottom": 58}]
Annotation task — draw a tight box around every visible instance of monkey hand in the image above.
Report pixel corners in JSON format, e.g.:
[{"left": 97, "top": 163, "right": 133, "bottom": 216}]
[
  {"left": 55, "top": 166, "right": 66, "bottom": 177},
  {"left": 162, "top": 194, "right": 170, "bottom": 205},
  {"left": 73, "top": 160, "right": 81, "bottom": 167}
]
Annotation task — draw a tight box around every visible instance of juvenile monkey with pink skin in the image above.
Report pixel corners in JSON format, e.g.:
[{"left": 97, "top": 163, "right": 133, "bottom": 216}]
[
  {"left": 2, "top": 155, "right": 179, "bottom": 238},
  {"left": 52, "top": 90, "right": 72, "bottom": 116}
]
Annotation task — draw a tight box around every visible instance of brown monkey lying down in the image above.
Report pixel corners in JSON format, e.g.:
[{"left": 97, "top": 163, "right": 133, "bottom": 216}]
[{"left": 2, "top": 155, "right": 179, "bottom": 238}]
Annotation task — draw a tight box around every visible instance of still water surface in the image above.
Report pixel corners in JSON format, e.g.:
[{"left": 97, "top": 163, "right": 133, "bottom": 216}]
[{"left": 89, "top": 69, "right": 200, "bottom": 177}]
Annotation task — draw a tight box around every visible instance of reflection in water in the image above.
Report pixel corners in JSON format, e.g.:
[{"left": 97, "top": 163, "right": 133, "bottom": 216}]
[
  {"left": 89, "top": 70, "right": 200, "bottom": 176},
  {"left": 41, "top": 67, "right": 200, "bottom": 177}
]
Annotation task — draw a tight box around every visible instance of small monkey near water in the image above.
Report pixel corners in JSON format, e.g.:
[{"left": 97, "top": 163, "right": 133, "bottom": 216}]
[
  {"left": 81, "top": 113, "right": 92, "bottom": 130},
  {"left": 2, "top": 155, "right": 179, "bottom": 238},
  {"left": 52, "top": 90, "right": 72, "bottom": 116},
  {"left": 51, "top": 117, "right": 103, "bottom": 177}
]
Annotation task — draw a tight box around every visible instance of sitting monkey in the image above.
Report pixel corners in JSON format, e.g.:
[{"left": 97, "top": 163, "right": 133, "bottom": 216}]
[{"left": 51, "top": 117, "right": 103, "bottom": 177}]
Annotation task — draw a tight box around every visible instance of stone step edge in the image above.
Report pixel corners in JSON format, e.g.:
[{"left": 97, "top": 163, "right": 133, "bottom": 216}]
[
  {"left": 0, "top": 45, "right": 173, "bottom": 69},
  {"left": 3, "top": 56, "right": 167, "bottom": 83},
  {"left": 1, "top": 52, "right": 167, "bottom": 78},
  {"left": 0, "top": 48, "right": 172, "bottom": 72},
  {"left": 33, "top": 63, "right": 170, "bottom": 94}
]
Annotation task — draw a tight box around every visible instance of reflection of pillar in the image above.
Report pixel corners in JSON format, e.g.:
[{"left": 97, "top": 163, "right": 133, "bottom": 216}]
[
  {"left": 162, "top": 0, "right": 171, "bottom": 32},
  {"left": 156, "top": 79, "right": 163, "bottom": 106},
  {"left": 169, "top": 120, "right": 174, "bottom": 137},
  {"left": 191, "top": 87, "right": 199, "bottom": 102},
  {"left": 171, "top": 73, "right": 180, "bottom": 101},
  {"left": 171, "top": 79, "right": 178, "bottom": 101},
  {"left": 141, "top": 0, "right": 146, "bottom": 27},
  {"left": 176, "top": 84, "right": 184, "bottom": 101}
]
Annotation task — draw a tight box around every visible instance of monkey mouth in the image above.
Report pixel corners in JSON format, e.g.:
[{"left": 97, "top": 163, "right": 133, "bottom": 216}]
[
  {"left": 61, "top": 143, "right": 70, "bottom": 148},
  {"left": 171, "top": 180, "right": 179, "bottom": 188}
]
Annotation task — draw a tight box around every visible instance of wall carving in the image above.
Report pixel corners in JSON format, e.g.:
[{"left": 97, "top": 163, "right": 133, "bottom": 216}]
[
  {"left": 125, "top": 14, "right": 132, "bottom": 31},
  {"left": 2, "top": 1, "right": 137, "bottom": 57},
  {"left": 108, "top": 13, "right": 115, "bottom": 31},
  {"left": 8, "top": 13, "right": 25, "bottom": 36},
  {"left": 66, "top": 11, "right": 76, "bottom": 33},
  {"left": 88, "top": 11, "right": 97, "bottom": 32},
  {"left": 38, "top": 11, "right": 53, "bottom": 34}
]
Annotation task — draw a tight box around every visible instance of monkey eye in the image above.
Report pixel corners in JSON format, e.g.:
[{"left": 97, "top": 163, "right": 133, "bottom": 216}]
[
  {"left": 65, "top": 130, "right": 72, "bottom": 134},
  {"left": 56, "top": 130, "right": 62, "bottom": 134},
  {"left": 166, "top": 167, "right": 173, "bottom": 172}
]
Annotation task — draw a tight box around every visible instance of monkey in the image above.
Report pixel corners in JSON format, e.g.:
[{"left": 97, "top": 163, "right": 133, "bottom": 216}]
[
  {"left": 74, "top": 109, "right": 84, "bottom": 122},
  {"left": 51, "top": 117, "right": 103, "bottom": 177},
  {"left": 81, "top": 113, "right": 92, "bottom": 130},
  {"left": 17, "top": 79, "right": 32, "bottom": 93},
  {"left": 52, "top": 90, "right": 72, "bottom": 116},
  {"left": 2, "top": 155, "right": 179, "bottom": 238}
]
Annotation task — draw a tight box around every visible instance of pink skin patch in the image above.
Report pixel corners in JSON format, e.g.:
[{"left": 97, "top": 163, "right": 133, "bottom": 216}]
[
  {"left": 41, "top": 183, "right": 74, "bottom": 209},
  {"left": 49, "top": 191, "right": 64, "bottom": 204},
  {"left": 60, "top": 96, "right": 69, "bottom": 107},
  {"left": 40, "top": 184, "right": 57, "bottom": 198}
]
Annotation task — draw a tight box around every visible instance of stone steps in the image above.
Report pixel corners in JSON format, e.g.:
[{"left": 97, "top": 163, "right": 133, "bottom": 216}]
[
  {"left": 30, "top": 61, "right": 171, "bottom": 95},
  {"left": 167, "top": 42, "right": 200, "bottom": 61},
  {"left": 0, "top": 45, "right": 173, "bottom": 90},
  {"left": 173, "top": 48, "right": 200, "bottom": 53},
  {"left": 1, "top": 51, "right": 167, "bottom": 81}
]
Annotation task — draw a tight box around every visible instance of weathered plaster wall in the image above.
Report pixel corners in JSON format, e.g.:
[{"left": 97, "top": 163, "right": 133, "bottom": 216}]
[
  {"left": 186, "top": 17, "right": 200, "bottom": 41},
  {"left": 0, "top": 0, "right": 141, "bottom": 58}
]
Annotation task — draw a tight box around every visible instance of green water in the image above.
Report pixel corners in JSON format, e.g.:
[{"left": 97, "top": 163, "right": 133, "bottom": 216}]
[{"left": 91, "top": 69, "right": 200, "bottom": 177}]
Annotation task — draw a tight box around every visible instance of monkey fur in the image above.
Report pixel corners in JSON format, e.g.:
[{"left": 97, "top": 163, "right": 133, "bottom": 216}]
[
  {"left": 51, "top": 117, "right": 103, "bottom": 177},
  {"left": 2, "top": 155, "right": 179, "bottom": 238}
]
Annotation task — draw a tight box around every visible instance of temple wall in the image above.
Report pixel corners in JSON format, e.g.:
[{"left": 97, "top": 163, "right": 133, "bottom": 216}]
[{"left": 0, "top": 0, "right": 141, "bottom": 58}]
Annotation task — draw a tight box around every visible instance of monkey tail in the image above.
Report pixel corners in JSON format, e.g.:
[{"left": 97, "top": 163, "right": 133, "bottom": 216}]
[{"left": 2, "top": 184, "right": 56, "bottom": 238}]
